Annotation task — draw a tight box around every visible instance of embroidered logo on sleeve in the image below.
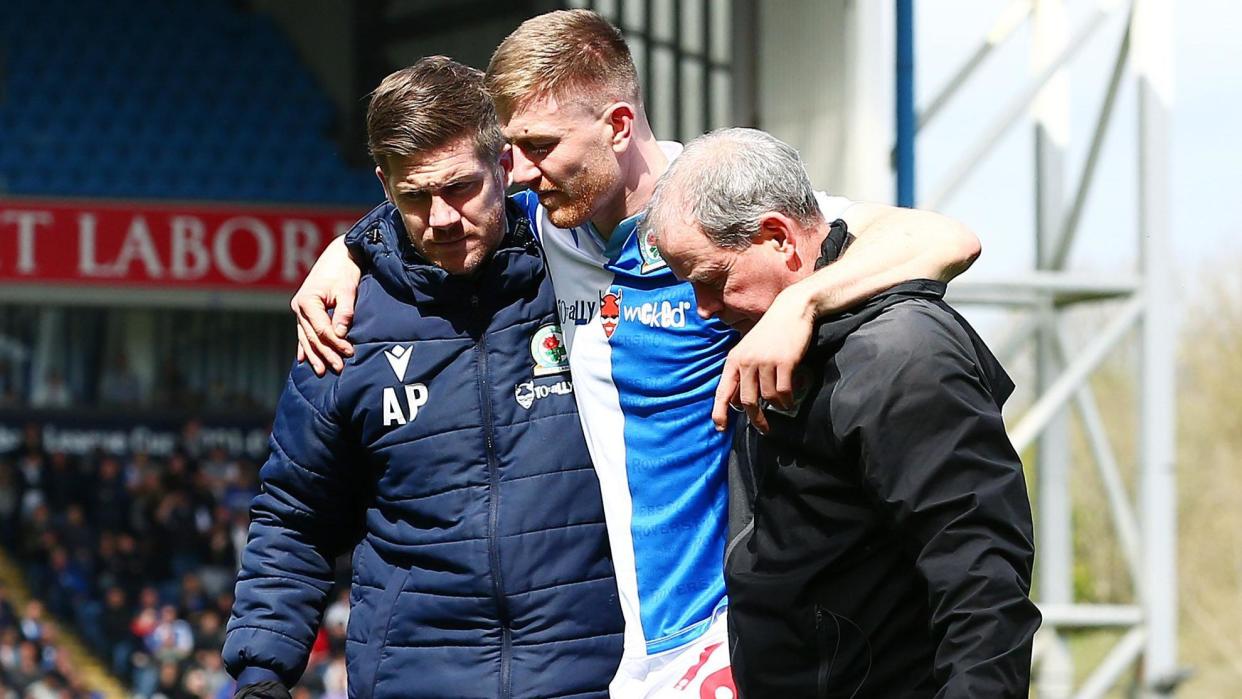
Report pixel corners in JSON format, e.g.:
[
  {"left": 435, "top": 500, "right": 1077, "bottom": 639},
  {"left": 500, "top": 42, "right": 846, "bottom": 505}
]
[{"left": 531, "top": 324, "right": 570, "bottom": 376}]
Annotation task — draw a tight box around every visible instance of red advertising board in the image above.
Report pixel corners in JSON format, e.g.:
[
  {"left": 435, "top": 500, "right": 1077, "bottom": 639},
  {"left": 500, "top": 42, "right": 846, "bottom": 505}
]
[{"left": 0, "top": 198, "right": 365, "bottom": 290}]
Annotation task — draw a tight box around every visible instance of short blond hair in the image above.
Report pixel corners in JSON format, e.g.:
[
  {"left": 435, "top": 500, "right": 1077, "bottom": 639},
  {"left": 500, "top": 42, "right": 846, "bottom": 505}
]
[
  {"left": 367, "top": 56, "right": 505, "bottom": 171},
  {"left": 486, "top": 9, "right": 641, "bottom": 119}
]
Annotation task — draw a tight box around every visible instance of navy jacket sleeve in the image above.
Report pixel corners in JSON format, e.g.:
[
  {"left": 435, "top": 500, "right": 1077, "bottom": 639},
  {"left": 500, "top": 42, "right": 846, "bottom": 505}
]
[
  {"left": 223, "top": 361, "right": 361, "bottom": 687},
  {"left": 829, "top": 302, "right": 1040, "bottom": 698}
]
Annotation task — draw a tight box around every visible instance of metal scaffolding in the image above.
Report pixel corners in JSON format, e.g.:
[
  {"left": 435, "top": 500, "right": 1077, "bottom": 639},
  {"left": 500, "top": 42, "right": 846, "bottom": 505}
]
[{"left": 909, "top": 0, "right": 1179, "bottom": 696}]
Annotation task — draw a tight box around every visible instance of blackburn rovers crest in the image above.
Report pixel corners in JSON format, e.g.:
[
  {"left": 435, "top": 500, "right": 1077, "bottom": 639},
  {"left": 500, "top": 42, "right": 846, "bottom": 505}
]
[
  {"left": 639, "top": 227, "right": 667, "bottom": 273},
  {"left": 530, "top": 323, "right": 570, "bottom": 376}
]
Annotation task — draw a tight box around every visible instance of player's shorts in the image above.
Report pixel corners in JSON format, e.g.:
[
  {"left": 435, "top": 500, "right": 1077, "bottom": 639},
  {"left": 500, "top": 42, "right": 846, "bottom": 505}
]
[{"left": 608, "top": 611, "right": 736, "bottom": 699}]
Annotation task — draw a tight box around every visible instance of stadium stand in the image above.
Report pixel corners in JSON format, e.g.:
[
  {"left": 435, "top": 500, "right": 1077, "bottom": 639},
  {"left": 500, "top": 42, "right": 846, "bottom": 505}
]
[
  {"left": 0, "top": 0, "right": 378, "bottom": 205},
  {"left": 1, "top": 0, "right": 372, "bottom": 695},
  {"left": 2, "top": 420, "right": 351, "bottom": 698}
]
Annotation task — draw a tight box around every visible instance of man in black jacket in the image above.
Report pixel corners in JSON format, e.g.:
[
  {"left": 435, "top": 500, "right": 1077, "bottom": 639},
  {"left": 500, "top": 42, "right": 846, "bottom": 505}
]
[{"left": 644, "top": 128, "right": 1040, "bottom": 698}]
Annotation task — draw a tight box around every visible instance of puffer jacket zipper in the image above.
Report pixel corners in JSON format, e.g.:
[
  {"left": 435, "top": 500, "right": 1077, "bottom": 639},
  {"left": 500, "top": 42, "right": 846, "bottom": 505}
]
[{"left": 473, "top": 292, "right": 512, "bottom": 699}]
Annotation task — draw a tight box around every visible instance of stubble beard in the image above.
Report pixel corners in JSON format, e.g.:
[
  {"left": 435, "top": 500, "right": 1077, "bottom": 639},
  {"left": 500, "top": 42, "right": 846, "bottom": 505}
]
[
  {"left": 544, "top": 151, "right": 617, "bottom": 230},
  {"left": 418, "top": 197, "right": 508, "bottom": 276}
]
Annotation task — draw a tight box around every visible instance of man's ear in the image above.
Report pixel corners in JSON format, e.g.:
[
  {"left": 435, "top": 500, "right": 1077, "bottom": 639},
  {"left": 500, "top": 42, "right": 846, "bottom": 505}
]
[
  {"left": 374, "top": 165, "right": 393, "bottom": 202},
  {"left": 498, "top": 145, "right": 514, "bottom": 187},
  {"left": 604, "top": 102, "right": 637, "bottom": 152},
  {"left": 755, "top": 212, "right": 802, "bottom": 271}
]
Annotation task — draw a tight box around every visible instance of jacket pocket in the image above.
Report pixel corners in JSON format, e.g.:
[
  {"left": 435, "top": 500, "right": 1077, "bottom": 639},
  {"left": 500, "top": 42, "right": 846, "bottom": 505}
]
[
  {"left": 354, "top": 567, "right": 412, "bottom": 699},
  {"left": 814, "top": 606, "right": 872, "bottom": 699}
]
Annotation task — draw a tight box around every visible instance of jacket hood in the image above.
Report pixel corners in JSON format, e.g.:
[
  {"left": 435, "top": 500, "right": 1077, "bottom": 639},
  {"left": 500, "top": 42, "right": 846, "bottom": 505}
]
[{"left": 343, "top": 197, "right": 542, "bottom": 307}]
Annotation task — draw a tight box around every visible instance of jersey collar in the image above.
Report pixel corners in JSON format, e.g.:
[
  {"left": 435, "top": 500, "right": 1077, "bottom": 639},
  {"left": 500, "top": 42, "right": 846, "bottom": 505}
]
[{"left": 593, "top": 140, "right": 684, "bottom": 263}]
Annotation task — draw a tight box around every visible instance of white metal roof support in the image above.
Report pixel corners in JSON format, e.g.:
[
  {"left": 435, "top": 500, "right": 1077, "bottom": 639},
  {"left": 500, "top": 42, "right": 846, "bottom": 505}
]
[
  {"left": 1133, "top": 0, "right": 1179, "bottom": 694},
  {"left": 1032, "top": 1, "right": 1074, "bottom": 695}
]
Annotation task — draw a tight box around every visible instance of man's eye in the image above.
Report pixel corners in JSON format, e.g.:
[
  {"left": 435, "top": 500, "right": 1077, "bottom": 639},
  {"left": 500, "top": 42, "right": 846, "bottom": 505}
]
[
  {"left": 524, "top": 142, "right": 553, "bottom": 156},
  {"left": 694, "top": 276, "right": 723, "bottom": 292}
]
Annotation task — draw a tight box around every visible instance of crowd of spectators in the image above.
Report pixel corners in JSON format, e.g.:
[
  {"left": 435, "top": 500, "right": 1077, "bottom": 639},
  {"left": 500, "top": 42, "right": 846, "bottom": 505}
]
[{"left": 0, "top": 421, "right": 351, "bottom": 698}]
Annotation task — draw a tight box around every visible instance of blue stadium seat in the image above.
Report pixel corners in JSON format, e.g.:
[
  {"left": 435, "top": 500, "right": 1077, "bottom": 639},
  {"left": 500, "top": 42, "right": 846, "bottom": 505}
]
[{"left": 4, "top": 0, "right": 374, "bottom": 205}]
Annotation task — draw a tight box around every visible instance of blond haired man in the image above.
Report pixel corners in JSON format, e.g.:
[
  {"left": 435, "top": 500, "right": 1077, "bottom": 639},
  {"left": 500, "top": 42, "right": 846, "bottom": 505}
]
[{"left": 292, "top": 11, "right": 981, "bottom": 696}]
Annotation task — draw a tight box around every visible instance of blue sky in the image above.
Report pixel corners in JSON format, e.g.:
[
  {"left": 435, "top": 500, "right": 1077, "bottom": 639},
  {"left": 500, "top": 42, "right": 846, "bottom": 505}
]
[{"left": 916, "top": 0, "right": 1239, "bottom": 296}]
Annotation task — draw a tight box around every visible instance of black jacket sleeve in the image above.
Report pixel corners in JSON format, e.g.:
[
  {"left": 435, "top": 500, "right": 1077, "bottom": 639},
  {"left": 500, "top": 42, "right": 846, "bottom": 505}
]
[
  {"left": 829, "top": 301, "right": 1040, "bottom": 698},
  {"left": 222, "top": 362, "right": 361, "bottom": 687}
]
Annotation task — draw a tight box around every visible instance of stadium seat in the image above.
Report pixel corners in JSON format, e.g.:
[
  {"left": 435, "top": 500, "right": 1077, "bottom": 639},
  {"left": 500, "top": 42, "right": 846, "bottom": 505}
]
[{"left": 0, "top": 0, "right": 374, "bottom": 206}]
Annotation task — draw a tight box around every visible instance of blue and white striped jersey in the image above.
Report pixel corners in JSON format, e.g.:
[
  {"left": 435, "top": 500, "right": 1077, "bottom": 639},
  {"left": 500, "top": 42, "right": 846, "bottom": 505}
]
[{"left": 512, "top": 154, "right": 852, "bottom": 674}]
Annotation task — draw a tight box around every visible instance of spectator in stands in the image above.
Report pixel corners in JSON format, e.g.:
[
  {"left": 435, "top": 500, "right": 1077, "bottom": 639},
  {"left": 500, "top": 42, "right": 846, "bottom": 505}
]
[
  {"left": 35, "top": 621, "right": 61, "bottom": 669},
  {"left": 319, "top": 659, "right": 345, "bottom": 699},
  {"left": 113, "top": 534, "right": 149, "bottom": 599},
  {"left": 179, "top": 420, "right": 205, "bottom": 461},
  {"left": 130, "top": 588, "right": 160, "bottom": 642},
  {"left": 199, "top": 447, "right": 237, "bottom": 495},
  {"left": 98, "top": 352, "right": 143, "bottom": 407},
  {"left": 42, "top": 452, "right": 85, "bottom": 515},
  {"left": 58, "top": 505, "right": 93, "bottom": 558},
  {"left": 29, "top": 370, "right": 72, "bottom": 409},
  {"left": 219, "top": 465, "right": 257, "bottom": 514},
  {"left": 182, "top": 666, "right": 213, "bottom": 699},
  {"left": 1, "top": 422, "right": 340, "bottom": 697},
  {"left": 0, "top": 470, "right": 18, "bottom": 548},
  {"left": 154, "top": 660, "right": 193, "bottom": 699},
  {"left": 18, "top": 601, "right": 44, "bottom": 643},
  {"left": 149, "top": 605, "right": 194, "bottom": 664},
  {"left": 8, "top": 640, "right": 41, "bottom": 692},
  {"left": 153, "top": 361, "right": 191, "bottom": 410},
  {"left": 101, "top": 585, "right": 136, "bottom": 678},
  {"left": 320, "top": 591, "right": 347, "bottom": 657},
  {"left": 201, "top": 513, "right": 237, "bottom": 573},
  {"left": 0, "top": 589, "right": 13, "bottom": 631},
  {"left": 205, "top": 379, "right": 233, "bottom": 410},
  {"left": 193, "top": 610, "right": 225, "bottom": 656},
  {"left": 0, "top": 626, "right": 18, "bottom": 674},
  {"left": 0, "top": 359, "right": 20, "bottom": 408},
  {"left": 44, "top": 547, "right": 90, "bottom": 622},
  {"left": 13, "top": 426, "right": 45, "bottom": 517},
  {"left": 17, "top": 506, "right": 50, "bottom": 578},
  {"left": 93, "top": 456, "right": 132, "bottom": 534},
  {"left": 196, "top": 651, "right": 232, "bottom": 699}
]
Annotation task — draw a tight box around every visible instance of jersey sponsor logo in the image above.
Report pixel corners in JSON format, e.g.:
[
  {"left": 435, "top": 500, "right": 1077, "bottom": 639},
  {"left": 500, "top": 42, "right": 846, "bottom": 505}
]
[
  {"left": 531, "top": 323, "right": 570, "bottom": 376},
  {"left": 640, "top": 226, "right": 668, "bottom": 274},
  {"left": 384, "top": 344, "right": 412, "bottom": 382},
  {"left": 599, "top": 289, "right": 623, "bottom": 338},
  {"left": 621, "top": 299, "right": 692, "bottom": 329},
  {"left": 514, "top": 378, "right": 574, "bottom": 409},
  {"left": 382, "top": 383, "right": 429, "bottom": 426},
  {"left": 557, "top": 298, "right": 597, "bottom": 326}
]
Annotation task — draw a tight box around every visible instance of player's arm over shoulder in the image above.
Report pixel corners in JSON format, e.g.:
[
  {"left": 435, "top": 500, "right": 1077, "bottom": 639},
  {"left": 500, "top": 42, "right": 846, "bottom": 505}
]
[{"left": 835, "top": 202, "right": 981, "bottom": 283}]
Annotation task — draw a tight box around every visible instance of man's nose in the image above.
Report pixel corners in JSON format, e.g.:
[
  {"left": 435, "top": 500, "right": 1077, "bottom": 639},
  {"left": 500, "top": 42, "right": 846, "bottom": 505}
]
[
  {"left": 510, "top": 148, "right": 541, "bottom": 188},
  {"left": 694, "top": 289, "right": 721, "bottom": 319},
  {"left": 428, "top": 195, "right": 461, "bottom": 229}
]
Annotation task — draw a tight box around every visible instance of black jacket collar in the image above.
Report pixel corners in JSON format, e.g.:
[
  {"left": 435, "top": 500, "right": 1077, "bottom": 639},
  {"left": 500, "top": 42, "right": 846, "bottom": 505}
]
[{"left": 810, "top": 218, "right": 949, "bottom": 348}]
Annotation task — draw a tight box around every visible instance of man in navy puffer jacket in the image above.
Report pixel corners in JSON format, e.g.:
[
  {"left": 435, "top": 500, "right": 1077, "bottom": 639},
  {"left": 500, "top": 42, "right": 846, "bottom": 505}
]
[{"left": 223, "top": 57, "right": 624, "bottom": 699}]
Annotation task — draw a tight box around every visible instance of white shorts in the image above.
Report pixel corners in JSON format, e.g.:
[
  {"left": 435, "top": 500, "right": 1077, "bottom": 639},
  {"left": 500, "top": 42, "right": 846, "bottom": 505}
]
[{"left": 609, "top": 612, "right": 736, "bottom": 699}]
